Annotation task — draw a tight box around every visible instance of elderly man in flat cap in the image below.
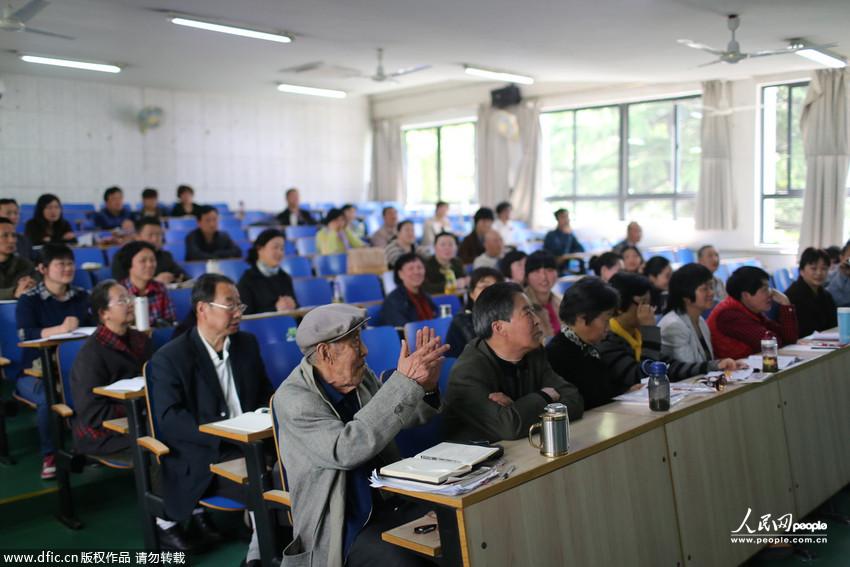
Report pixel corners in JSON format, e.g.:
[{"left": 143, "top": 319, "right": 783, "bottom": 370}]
[{"left": 273, "top": 304, "right": 448, "bottom": 567}]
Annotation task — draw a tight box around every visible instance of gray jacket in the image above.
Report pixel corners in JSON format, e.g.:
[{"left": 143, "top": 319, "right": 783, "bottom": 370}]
[
  {"left": 273, "top": 358, "right": 438, "bottom": 567},
  {"left": 659, "top": 311, "right": 715, "bottom": 364}
]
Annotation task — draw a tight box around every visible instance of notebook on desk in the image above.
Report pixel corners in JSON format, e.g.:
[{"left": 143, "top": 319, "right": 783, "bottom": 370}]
[{"left": 380, "top": 442, "right": 502, "bottom": 485}]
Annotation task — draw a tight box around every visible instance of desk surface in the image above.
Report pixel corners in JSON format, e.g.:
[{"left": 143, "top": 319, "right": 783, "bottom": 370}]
[
  {"left": 381, "top": 409, "right": 661, "bottom": 509},
  {"left": 199, "top": 421, "right": 273, "bottom": 443},
  {"left": 92, "top": 386, "right": 146, "bottom": 401}
]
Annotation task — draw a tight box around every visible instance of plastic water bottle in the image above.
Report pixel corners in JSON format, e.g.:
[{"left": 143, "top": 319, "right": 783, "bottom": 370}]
[
  {"left": 761, "top": 331, "right": 778, "bottom": 373},
  {"left": 647, "top": 361, "right": 671, "bottom": 412},
  {"left": 332, "top": 279, "right": 342, "bottom": 303}
]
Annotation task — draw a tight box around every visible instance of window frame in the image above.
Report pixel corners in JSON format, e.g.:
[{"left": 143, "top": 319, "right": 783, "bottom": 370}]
[
  {"left": 402, "top": 119, "right": 476, "bottom": 205},
  {"left": 759, "top": 81, "right": 809, "bottom": 246},
  {"left": 541, "top": 94, "right": 701, "bottom": 221}
]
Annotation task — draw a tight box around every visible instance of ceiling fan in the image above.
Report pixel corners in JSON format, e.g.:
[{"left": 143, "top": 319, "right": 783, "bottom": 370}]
[
  {"left": 0, "top": 0, "right": 74, "bottom": 40},
  {"left": 677, "top": 14, "right": 829, "bottom": 66},
  {"left": 285, "top": 48, "right": 430, "bottom": 83},
  {"left": 365, "top": 48, "right": 430, "bottom": 82}
]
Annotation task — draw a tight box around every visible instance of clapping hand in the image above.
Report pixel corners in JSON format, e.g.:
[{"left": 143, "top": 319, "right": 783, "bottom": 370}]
[{"left": 397, "top": 327, "right": 450, "bottom": 392}]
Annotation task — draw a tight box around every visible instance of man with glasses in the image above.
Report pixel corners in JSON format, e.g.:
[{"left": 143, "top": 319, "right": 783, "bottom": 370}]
[
  {"left": 444, "top": 282, "right": 583, "bottom": 443},
  {"left": 148, "top": 274, "right": 271, "bottom": 558},
  {"left": 275, "top": 303, "right": 449, "bottom": 567}
]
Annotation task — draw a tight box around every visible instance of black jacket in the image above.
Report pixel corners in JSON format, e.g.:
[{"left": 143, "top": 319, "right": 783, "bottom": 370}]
[
  {"left": 276, "top": 209, "right": 317, "bottom": 226},
  {"left": 70, "top": 330, "right": 152, "bottom": 455},
  {"left": 170, "top": 203, "right": 202, "bottom": 218},
  {"left": 184, "top": 229, "right": 241, "bottom": 261},
  {"left": 423, "top": 256, "right": 465, "bottom": 295},
  {"left": 148, "top": 328, "right": 272, "bottom": 520},
  {"left": 444, "top": 338, "right": 584, "bottom": 442},
  {"left": 546, "top": 332, "right": 624, "bottom": 411},
  {"left": 446, "top": 311, "right": 475, "bottom": 358},
  {"left": 237, "top": 265, "right": 297, "bottom": 315},
  {"left": 786, "top": 278, "right": 837, "bottom": 338}
]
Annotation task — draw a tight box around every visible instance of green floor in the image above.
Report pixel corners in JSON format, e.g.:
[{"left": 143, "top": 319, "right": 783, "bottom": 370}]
[{"left": 2, "top": 406, "right": 850, "bottom": 566}]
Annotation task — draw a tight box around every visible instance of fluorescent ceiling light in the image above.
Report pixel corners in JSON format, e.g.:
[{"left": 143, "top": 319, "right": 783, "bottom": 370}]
[
  {"left": 20, "top": 55, "right": 121, "bottom": 73},
  {"left": 171, "top": 17, "right": 291, "bottom": 43},
  {"left": 795, "top": 47, "right": 846, "bottom": 68},
  {"left": 464, "top": 65, "right": 534, "bottom": 85},
  {"left": 277, "top": 83, "right": 346, "bottom": 99}
]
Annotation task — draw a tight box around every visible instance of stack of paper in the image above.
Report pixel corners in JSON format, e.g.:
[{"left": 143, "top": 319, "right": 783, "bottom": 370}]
[
  {"left": 370, "top": 463, "right": 503, "bottom": 496},
  {"left": 211, "top": 409, "right": 272, "bottom": 433},
  {"left": 380, "top": 442, "right": 501, "bottom": 484},
  {"left": 745, "top": 355, "right": 797, "bottom": 371},
  {"left": 613, "top": 388, "right": 689, "bottom": 406},
  {"left": 102, "top": 377, "right": 145, "bottom": 392}
]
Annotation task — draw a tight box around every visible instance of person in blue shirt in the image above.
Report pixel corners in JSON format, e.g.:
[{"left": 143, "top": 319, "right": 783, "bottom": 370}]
[
  {"left": 16, "top": 244, "right": 93, "bottom": 480},
  {"left": 93, "top": 186, "right": 134, "bottom": 231},
  {"left": 543, "top": 208, "right": 584, "bottom": 273}
]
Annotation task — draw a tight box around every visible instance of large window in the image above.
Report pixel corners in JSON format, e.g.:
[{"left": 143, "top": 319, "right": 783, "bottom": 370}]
[
  {"left": 760, "top": 82, "right": 810, "bottom": 245},
  {"left": 404, "top": 121, "right": 475, "bottom": 204},
  {"left": 541, "top": 96, "right": 701, "bottom": 225}
]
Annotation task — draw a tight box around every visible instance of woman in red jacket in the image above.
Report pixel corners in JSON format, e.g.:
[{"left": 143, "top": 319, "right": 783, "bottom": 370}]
[{"left": 706, "top": 266, "right": 798, "bottom": 359}]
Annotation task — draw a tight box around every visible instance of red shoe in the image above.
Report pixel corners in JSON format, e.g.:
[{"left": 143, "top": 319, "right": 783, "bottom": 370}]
[{"left": 41, "top": 454, "right": 56, "bottom": 480}]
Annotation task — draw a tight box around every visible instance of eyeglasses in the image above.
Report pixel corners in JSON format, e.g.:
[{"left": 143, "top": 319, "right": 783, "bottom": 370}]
[
  {"left": 109, "top": 296, "right": 135, "bottom": 306},
  {"left": 208, "top": 301, "right": 248, "bottom": 314}
]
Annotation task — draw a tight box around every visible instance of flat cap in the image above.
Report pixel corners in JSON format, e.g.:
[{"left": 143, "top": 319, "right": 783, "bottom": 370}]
[{"left": 296, "top": 304, "right": 369, "bottom": 356}]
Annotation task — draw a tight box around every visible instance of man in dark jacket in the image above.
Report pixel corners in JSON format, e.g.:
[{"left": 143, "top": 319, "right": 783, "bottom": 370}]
[
  {"left": 148, "top": 274, "right": 271, "bottom": 558},
  {"left": 444, "top": 282, "right": 583, "bottom": 442},
  {"left": 184, "top": 206, "right": 241, "bottom": 261},
  {"left": 0, "top": 217, "right": 35, "bottom": 299},
  {"left": 276, "top": 187, "right": 317, "bottom": 226}
]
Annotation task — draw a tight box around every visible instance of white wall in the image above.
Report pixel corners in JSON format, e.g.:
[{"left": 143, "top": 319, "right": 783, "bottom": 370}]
[
  {"left": 371, "top": 73, "right": 816, "bottom": 266},
  {"left": 0, "top": 73, "right": 371, "bottom": 210}
]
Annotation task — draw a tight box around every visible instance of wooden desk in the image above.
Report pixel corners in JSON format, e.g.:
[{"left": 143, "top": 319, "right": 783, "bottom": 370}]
[
  {"left": 382, "top": 343, "right": 850, "bottom": 566},
  {"left": 92, "top": 385, "right": 153, "bottom": 547},
  {"left": 199, "top": 420, "right": 276, "bottom": 567}
]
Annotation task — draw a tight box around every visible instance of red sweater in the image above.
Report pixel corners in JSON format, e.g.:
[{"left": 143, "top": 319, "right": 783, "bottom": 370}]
[{"left": 706, "top": 296, "right": 799, "bottom": 360}]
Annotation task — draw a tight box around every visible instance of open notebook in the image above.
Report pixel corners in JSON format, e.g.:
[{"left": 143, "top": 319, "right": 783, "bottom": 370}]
[{"left": 380, "top": 442, "right": 502, "bottom": 485}]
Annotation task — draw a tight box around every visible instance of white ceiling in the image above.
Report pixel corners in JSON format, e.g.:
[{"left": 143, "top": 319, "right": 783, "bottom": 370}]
[{"left": 0, "top": 0, "right": 848, "bottom": 98}]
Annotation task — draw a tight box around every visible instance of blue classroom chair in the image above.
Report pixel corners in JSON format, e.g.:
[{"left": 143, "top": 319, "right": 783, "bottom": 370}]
[
  {"left": 151, "top": 327, "right": 173, "bottom": 352},
  {"left": 104, "top": 247, "right": 121, "bottom": 265},
  {"left": 282, "top": 256, "right": 312, "bottom": 278},
  {"left": 57, "top": 339, "right": 86, "bottom": 410},
  {"left": 365, "top": 303, "right": 383, "bottom": 322},
  {"left": 676, "top": 248, "right": 695, "bottom": 264},
  {"left": 362, "top": 326, "right": 401, "bottom": 377},
  {"left": 240, "top": 316, "right": 297, "bottom": 345},
  {"left": 163, "top": 241, "right": 186, "bottom": 263},
  {"left": 432, "top": 294, "right": 462, "bottom": 316},
  {"left": 182, "top": 262, "right": 207, "bottom": 280},
  {"left": 215, "top": 259, "right": 249, "bottom": 282},
  {"left": 338, "top": 275, "right": 383, "bottom": 303},
  {"left": 285, "top": 240, "right": 297, "bottom": 256},
  {"left": 404, "top": 318, "right": 452, "bottom": 352},
  {"left": 259, "top": 340, "right": 303, "bottom": 389},
  {"left": 313, "top": 254, "right": 347, "bottom": 277},
  {"left": 166, "top": 218, "right": 196, "bottom": 231},
  {"left": 285, "top": 226, "right": 319, "bottom": 240},
  {"left": 295, "top": 237, "right": 317, "bottom": 256},
  {"left": 772, "top": 268, "right": 792, "bottom": 294},
  {"left": 72, "top": 247, "right": 105, "bottom": 268},
  {"left": 72, "top": 269, "right": 93, "bottom": 290},
  {"left": 292, "top": 278, "right": 333, "bottom": 307},
  {"left": 0, "top": 301, "right": 23, "bottom": 379},
  {"left": 167, "top": 288, "right": 193, "bottom": 322},
  {"left": 91, "top": 266, "right": 113, "bottom": 285}
]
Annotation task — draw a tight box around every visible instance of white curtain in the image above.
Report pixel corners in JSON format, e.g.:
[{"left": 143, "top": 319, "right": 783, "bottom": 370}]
[
  {"left": 799, "top": 69, "right": 850, "bottom": 249},
  {"left": 370, "top": 118, "right": 405, "bottom": 202},
  {"left": 476, "top": 101, "right": 542, "bottom": 222},
  {"left": 695, "top": 80, "right": 737, "bottom": 230}
]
